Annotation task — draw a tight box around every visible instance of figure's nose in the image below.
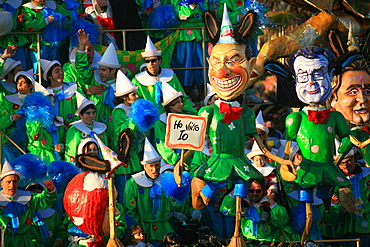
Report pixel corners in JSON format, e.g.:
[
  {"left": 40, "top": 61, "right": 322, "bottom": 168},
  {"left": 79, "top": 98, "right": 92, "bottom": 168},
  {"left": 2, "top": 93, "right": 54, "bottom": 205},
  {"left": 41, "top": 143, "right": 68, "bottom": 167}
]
[
  {"left": 307, "top": 81, "right": 315, "bottom": 86},
  {"left": 357, "top": 90, "right": 366, "bottom": 103}
]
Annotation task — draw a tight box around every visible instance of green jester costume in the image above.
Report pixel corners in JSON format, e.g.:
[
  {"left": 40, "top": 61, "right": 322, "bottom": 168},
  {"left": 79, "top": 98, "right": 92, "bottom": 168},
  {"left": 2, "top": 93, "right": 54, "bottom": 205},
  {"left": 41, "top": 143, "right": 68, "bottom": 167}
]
[
  {"left": 124, "top": 171, "right": 174, "bottom": 242},
  {"left": 285, "top": 106, "right": 352, "bottom": 188},
  {"left": 195, "top": 100, "right": 263, "bottom": 182},
  {"left": 0, "top": 188, "right": 58, "bottom": 247}
]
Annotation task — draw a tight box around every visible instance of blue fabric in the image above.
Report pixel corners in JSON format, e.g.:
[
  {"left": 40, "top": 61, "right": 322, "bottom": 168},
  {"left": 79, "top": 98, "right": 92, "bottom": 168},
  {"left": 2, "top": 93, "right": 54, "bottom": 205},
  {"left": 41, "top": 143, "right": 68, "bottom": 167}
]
[
  {"left": 1, "top": 2, "right": 16, "bottom": 15},
  {"left": 155, "top": 80, "right": 162, "bottom": 106},
  {"left": 233, "top": 180, "right": 248, "bottom": 197},
  {"left": 53, "top": 91, "right": 65, "bottom": 116},
  {"left": 42, "top": 7, "right": 56, "bottom": 19},
  {"left": 103, "top": 85, "right": 115, "bottom": 110},
  {"left": 34, "top": 211, "right": 49, "bottom": 247},
  {"left": 172, "top": 41, "right": 205, "bottom": 87},
  {"left": 202, "top": 181, "right": 227, "bottom": 198},
  {"left": 46, "top": 124, "right": 61, "bottom": 160},
  {"left": 350, "top": 173, "right": 364, "bottom": 221},
  {"left": 65, "top": 0, "right": 80, "bottom": 10},
  {"left": 149, "top": 183, "right": 162, "bottom": 219},
  {"left": 3, "top": 202, "right": 28, "bottom": 234},
  {"left": 246, "top": 205, "right": 260, "bottom": 237},
  {"left": 316, "top": 186, "right": 332, "bottom": 200}
]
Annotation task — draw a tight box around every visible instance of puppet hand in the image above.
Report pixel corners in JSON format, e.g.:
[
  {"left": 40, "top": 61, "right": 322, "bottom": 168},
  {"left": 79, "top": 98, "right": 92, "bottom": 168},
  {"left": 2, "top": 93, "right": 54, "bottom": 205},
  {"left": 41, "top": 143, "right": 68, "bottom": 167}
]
[
  {"left": 172, "top": 212, "right": 187, "bottom": 222},
  {"left": 42, "top": 179, "right": 55, "bottom": 192},
  {"left": 280, "top": 160, "right": 297, "bottom": 181},
  {"left": 191, "top": 209, "right": 202, "bottom": 222}
]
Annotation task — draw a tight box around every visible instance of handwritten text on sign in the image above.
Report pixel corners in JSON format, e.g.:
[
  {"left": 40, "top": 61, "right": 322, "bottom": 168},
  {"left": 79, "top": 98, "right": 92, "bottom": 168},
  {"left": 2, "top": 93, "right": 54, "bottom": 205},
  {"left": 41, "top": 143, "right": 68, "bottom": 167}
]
[{"left": 165, "top": 113, "right": 207, "bottom": 151}]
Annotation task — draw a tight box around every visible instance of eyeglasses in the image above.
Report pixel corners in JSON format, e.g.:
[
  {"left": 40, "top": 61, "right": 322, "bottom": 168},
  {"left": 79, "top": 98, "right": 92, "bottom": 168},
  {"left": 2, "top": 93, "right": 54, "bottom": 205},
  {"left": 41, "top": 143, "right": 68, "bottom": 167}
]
[
  {"left": 145, "top": 59, "right": 158, "bottom": 63},
  {"left": 248, "top": 189, "right": 262, "bottom": 194}
]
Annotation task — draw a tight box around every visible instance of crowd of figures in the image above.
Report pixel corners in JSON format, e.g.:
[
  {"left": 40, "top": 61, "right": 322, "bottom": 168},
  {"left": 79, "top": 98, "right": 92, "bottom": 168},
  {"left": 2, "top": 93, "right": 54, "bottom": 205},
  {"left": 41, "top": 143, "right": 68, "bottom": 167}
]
[{"left": 1, "top": 0, "right": 370, "bottom": 247}]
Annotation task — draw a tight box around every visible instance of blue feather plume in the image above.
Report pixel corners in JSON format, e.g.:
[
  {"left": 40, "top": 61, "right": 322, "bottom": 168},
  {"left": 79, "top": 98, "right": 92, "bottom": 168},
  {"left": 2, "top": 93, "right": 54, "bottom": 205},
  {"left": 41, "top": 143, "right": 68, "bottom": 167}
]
[
  {"left": 130, "top": 99, "right": 160, "bottom": 131},
  {"left": 148, "top": 5, "right": 180, "bottom": 29},
  {"left": 71, "top": 19, "right": 99, "bottom": 46},
  {"left": 23, "top": 92, "right": 54, "bottom": 128},
  {"left": 42, "top": 12, "right": 70, "bottom": 43},
  {"left": 291, "top": 204, "right": 321, "bottom": 234},
  {"left": 12, "top": 154, "right": 47, "bottom": 188},
  {"left": 48, "top": 161, "right": 80, "bottom": 192},
  {"left": 159, "top": 171, "right": 191, "bottom": 204}
]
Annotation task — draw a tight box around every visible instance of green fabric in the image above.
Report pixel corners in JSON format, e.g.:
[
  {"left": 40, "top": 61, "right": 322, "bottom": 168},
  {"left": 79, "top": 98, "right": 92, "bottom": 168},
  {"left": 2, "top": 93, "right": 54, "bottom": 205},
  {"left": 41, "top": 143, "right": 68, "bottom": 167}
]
[
  {"left": 0, "top": 8, "right": 29, "bottom": 49},
  {"left": 220, "top": 195, "right": 288, "bottom": 242},
  {"left": 341, "top": 127, "right": 370, "bottom": 166},
  {"left": 174, "top": 0, "right": 207, "bottom": 42},
  {"left": 40, "top": 208, "right": 68, "bottom": 246},
  {"left": 108, "top": 106, "right": 143, "bottom": 175},
  {"left": 0, "top": 96, "right": 22, "bottom": 145},
  {"left": 194, "top": 103, "right": 263, "bottom": 182},
  {"left": 285, "top": 108, "right": 352, "bottom": 188},
  {"left": 0, "top": 189, "right": 58, "bottom": 247},
  {"left": 190, "top": 150, "right": 209, "bottom": 177},
  {"left": 123, "top": 176, "right": 174, "bottom": 241},
  {"left": 26, "top": 120, "right": 56, "bottom": 163}
]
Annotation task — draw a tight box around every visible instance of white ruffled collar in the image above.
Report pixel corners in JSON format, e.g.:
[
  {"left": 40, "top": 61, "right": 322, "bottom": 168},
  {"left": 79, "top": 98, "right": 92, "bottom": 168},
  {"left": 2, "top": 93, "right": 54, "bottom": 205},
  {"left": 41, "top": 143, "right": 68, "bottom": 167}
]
[
  {"left": 47, "top": 82, "right": 77, "bottom": 99},
  {"left": 5, "top": 93, "right": 24, "bottom": 106},
  {"left": 71, "top": 120, "right": 106, "bottom": 135},
  {"left": 132, "top": 171, "right": 157, "bottom": 187},
  {"left": 134, "top": 68, "right": 174, "bottom": 86},
  {"left": 0, "top": 190, "right": 31, "bottom": 207},
  {"left": 114, "top": 103, "right": 130, "bottom": 117},
  {"left": 1, "top": 81, "right": 17, "bottom": 94}
]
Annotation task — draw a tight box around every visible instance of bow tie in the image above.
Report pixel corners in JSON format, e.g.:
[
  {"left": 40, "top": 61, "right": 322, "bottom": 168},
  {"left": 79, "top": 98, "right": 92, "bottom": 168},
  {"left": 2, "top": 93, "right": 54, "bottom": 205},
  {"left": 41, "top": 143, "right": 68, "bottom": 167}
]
[
  {"left": 361, "top": 126, "right": 370, "bottom": 133},
  {"left": 219, "top": 102, "right": 243, "bottom": 123},
  {"left": 307, "top": 109, "right": 329, "bottom": 124}
]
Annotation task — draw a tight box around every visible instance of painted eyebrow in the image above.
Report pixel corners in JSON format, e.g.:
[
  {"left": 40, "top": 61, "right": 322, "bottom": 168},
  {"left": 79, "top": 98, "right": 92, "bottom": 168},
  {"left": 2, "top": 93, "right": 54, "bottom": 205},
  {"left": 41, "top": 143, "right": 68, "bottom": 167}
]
[{"left": 345, "top": 84, "right": 370, "bottom": 90}]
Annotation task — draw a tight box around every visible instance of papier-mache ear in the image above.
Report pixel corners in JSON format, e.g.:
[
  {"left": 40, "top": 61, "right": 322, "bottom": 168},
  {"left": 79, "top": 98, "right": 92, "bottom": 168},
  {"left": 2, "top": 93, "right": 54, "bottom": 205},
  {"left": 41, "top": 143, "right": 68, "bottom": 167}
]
[
  {"left": 328, "top": 30, "right": 347, "bottom": 58},
  {"left": 233, "top": 11, "right": 258, "bottom": 44},
  {"left": 203, "top": 11, "right": 220, "bottom": 45}
]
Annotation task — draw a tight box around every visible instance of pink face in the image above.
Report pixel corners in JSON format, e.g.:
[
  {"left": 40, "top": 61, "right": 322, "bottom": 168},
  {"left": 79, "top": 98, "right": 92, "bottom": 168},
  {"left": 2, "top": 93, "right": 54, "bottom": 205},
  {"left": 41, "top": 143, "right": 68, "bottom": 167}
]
[{"left": 208, "top": 43, "right": 254, "bottom": 100}]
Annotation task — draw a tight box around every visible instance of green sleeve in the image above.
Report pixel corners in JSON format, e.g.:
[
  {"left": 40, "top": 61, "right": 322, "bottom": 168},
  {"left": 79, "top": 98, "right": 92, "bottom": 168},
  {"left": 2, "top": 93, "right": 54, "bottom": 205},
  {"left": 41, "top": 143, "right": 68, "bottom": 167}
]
[
  {"left": 0, "top": 102, "right": 15, "bottom": 130},
  {"left": 244, "top": 107, "right": 257, "bottom": 137},
  {"left": 285, "top": 112, "right": 302, "bottom": 141},
  {"left": 198, "top": 106, "right": 214, "bottom": 134},
  {"left": 115, "top": 203, "right": 127, "bottom": 240},
  {"left": 270, "top": 204, "right": 288, "bottom": 227},
  {"left": 31, "top": 189, "right": 58, "bottom": 211},
  {"left": 64, "top": 126, "right": 81, "bottom": 162},
  {"left": 46, "top": 212, "right": 68, "bottom": 246},
  {"left": 190, "top": 151, "right": 208, "bottom": 177},
  {"left": 154, "top": 120, "right": 179, "bottom": 165},
  {"left": 219, "top": 194, "right": 236, "bottom": 216},
  {"left": 63, "top": 62, "right": 79, "bottom": 85},
  {"left": 20, "top": 7, "right": 48, "bottom": 31},
  {"left": 75, "top": 51, "right": 94, "bottom": 88},
  {"left": 333, "top": 111, "right": 351, "bottom": 139},
  {"left": 123, "top": 178, "right": 139, "bottom": 222}
]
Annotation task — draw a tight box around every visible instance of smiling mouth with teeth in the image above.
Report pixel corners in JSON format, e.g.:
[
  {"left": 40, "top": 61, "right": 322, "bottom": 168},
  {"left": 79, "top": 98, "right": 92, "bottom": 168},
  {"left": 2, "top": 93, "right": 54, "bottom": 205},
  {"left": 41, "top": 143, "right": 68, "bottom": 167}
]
[
  {"left": 354, "top": 108, "right": 368, "bottom": 114},
  {"left": 212, "top": 75, "right": 241, "bottom": 91}
]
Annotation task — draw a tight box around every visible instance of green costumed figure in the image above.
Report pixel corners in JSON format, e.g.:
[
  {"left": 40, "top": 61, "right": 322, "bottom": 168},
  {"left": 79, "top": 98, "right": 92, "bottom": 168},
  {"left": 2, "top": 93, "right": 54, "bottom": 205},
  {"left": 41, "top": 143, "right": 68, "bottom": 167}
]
[
  {"left": 153, "top": 82, "right": 195, "bottom": 166},
  {"left": 123, "top": 138, "right": 174, "bottom": 244},
  {"left": 0, "top": 162, "right": 58, "bottom": 247},
  {"left": 131, "top": 36, "right": 197, "bottom": 114},
  {"left": 0, "top": 46, "right": 23, "bottom": 100},
  {"left": 64, "top": 92, "right": 108, "bottom": 163}
]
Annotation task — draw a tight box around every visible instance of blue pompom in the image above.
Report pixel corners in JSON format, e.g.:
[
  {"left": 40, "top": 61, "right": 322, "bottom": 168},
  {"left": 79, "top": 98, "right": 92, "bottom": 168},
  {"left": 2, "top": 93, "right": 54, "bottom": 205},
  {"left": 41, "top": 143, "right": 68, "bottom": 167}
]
[
  {"left": 12, "top": 154, "right": 47, "bottom": 188},
  {"left": 159, "top": 171, "right": 191, "bottom": 204},
  {"left": 11, "top": 117, "right": 27, "bottom": 146},
  {"left": 42, "top": 12, "right": 70, "bottom": 43},
  {"left": 48, "top": 161, "right": 80, "bottom": 192},
  {"left": 149, "top": 5, "right": 179, "bottom": 29},
  {"left": 23, "top": 92, "right": 54, "bottom": 128},
  {"left": 130, "top": 99, "right": 160, "bottom": 131}
]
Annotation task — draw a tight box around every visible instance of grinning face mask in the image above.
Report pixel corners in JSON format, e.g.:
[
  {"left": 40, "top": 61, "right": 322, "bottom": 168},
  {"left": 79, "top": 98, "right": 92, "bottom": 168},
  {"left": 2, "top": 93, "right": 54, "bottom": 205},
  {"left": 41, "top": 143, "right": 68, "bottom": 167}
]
[
  {"left": 294, "top": 55, "right": 333, "bottom": 105},
  {"left": 208, "top": 43, "right": 254, "bottom": 100}
]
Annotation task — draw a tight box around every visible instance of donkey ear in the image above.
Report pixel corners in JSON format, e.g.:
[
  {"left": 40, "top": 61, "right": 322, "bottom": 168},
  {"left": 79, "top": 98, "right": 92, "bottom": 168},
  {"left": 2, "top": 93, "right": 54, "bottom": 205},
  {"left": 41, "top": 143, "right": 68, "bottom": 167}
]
[
  {"left": 204, "top": 11, "right": 220, "bottom": 45},
  {"left": 328, "top": 29, "right": 347, "bottom": 57},
  {"left": 237, "top": 12, "right": 256, "bottom": 38}
]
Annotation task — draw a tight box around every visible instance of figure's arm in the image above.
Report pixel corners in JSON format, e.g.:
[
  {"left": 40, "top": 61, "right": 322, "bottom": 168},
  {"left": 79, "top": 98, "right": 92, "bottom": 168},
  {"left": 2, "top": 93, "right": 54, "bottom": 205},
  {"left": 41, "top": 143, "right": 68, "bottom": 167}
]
[
  {"left": 153, "top": 120, "right": 179, "bottom": 165},
  {"left": 123, "top": 179, "right": 139, "bottom": 223}
]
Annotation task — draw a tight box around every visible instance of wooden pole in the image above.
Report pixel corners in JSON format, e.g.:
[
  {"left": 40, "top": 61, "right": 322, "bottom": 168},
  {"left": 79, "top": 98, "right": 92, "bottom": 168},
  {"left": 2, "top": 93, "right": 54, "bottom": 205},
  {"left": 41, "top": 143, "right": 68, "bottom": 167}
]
[
  {"left": 301, "top": 202, "right": 313, "bottom": 244},
  {"left": 228, "top": 196, "right": 246, "bottom": 247}
]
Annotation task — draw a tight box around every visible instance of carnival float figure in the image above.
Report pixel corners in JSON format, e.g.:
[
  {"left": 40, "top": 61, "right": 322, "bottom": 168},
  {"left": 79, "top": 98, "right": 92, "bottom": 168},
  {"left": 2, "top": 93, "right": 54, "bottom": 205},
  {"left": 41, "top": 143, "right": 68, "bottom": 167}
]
[
  {"left": 191, "top": 5, "right": 292, "bottom": 246},
  {"left": 252, "top": 0, "right": 370, "bottom": 86},
  {"left": 281, "top": 46, "right": 357, "bottom": 242},
  {"left": 329, "top": 52, "right": 370, "bottom": 166}
]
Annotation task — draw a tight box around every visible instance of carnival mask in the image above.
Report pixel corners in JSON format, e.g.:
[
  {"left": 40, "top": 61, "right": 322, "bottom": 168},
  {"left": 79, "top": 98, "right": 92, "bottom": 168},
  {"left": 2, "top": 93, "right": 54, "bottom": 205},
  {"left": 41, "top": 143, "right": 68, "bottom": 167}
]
[
  {"left": 331, "top": 70, "right": 370, "bottom": 124},
  {"left": 293, "top": 55, "right": 333, "bottom": 105},
  {"left": 208, "top": 43, "right": 255, "bottom": 100}
]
